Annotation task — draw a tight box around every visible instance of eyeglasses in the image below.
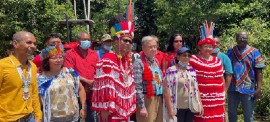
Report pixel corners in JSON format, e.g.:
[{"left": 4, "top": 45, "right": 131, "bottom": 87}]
[
  {"left": 49, "top": 56, "right": 64, "bottom": 60},
  {"left": 174, "top": 40, "right": 183, "bottom": 43},
  {"left": 202, "top": 45, "right": 213, "bottom": 49},
  {"left": 122, "top": 39, "right": 132, "bottom": 44}
]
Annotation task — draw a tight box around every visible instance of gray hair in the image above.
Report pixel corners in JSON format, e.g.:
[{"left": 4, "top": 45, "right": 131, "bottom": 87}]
[
  {"left": 141, "top": 36, "right": 155, "bottom": 46},
  {"left": 77, "top": 32, "right": 90, "bottom": 40},
  {"left": 150, "top": 35, "right": 159, "bottom": 42},
  {"left": 12, "top": 31, "right": 34, "bottom": 42}
]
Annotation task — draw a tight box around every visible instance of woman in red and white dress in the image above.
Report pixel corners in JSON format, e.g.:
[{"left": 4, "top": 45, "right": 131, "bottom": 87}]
[{"left": 189, "top": 38, "right": 225, "bottom": 122}]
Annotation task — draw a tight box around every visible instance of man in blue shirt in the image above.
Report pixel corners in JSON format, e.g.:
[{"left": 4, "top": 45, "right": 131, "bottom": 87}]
[
  {"left": 96, "top": 34, "right": 113, "bottom": 60},
  {"left": 212, "top": 37, "right": 233, "bottom": 91},
  {"left": 227, "top": 31, "right": 266, "bottom": 122}
]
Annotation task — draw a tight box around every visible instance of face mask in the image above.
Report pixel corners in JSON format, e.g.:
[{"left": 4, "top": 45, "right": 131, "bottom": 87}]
[
  {"left": 212, "top": 48, "right": 220, "bottom": 54},
  {"left": 103, "top": 45, "right": 112, "bottom": 51},
  {"left": 80, "top": 40, "right": 91, "bottom": 49},
  {"left": 178, "top": 60, "right": 188, "bottom": 67}
]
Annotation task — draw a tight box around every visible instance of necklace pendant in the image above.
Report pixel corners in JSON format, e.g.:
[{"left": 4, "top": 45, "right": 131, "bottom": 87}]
[
  {"left": 123, "top": 73, "right": 128, "bottom": 82},
  {"left": 23, "top": 86, "right": 30, "bottom": 100}
]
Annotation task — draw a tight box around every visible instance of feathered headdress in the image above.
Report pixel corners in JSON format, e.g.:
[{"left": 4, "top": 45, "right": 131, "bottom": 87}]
[
  {"left": 41, "top": 44, "right": 64, "bottom": 59},
  {"left": 198, "top": 20, "right": 215, "bottom": 46},
  {"left": 109, "top": 0, "right": 135, "bottom": 40}
]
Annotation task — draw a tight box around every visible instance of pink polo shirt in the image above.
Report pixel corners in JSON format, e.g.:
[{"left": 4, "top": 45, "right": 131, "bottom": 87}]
[{"left": 64, "top": 46, "right": 98, "bottom": 81}]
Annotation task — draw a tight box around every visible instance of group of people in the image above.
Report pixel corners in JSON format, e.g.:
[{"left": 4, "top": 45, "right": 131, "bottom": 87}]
[{"left": 0, "top": 14, "right": 266, "bottom": 122}]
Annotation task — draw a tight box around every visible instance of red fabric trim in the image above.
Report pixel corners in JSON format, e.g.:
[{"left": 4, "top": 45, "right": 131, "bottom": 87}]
[
  {"left": 235, "top": 60, "right": 251, "bottom": 86},
  {"left": 189, "top": 55, "right": 224, "bottom": 77},
  {"left": 141, "top": 53, "right": 154, "bottom": 98},
  {"left": 198, "top": 38, "right": 216, "bottom": 47},
  {"left": 91, "top": 53, "right": 136, "bottom": 118},
  {"left": 232, "top": 46, "right": 254, "bottom": 61}
]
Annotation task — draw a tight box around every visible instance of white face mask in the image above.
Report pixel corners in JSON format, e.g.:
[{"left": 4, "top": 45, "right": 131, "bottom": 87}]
[{"left": 80, "top": 40, "right": 91, "bottom": 49}]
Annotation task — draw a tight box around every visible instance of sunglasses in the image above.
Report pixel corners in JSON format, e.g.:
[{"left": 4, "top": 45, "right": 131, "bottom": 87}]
[
  {"left": 122, "top": 39, "right": 132, "bottom": 44},
  {"left": 174, "top": 40, "right": 183, "bottom": 43}
]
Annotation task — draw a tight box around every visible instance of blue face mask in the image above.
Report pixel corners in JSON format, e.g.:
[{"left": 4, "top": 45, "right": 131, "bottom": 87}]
[
  {"left": 212, "top": 48, "right": 220, "bottom": 54},
  {"left": 103, "top": 45, "right": 112, "bottom": 51},
  {"left": 80, "top": 40, "right": 91, "bottom": 49},
  {"left": 178, "top": 60, "right": 188, "bottom": 67}
]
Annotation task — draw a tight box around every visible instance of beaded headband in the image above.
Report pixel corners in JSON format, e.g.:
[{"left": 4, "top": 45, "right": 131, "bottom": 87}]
[{"left": 41, "top": 44, "right": 64, "bottom": 59}]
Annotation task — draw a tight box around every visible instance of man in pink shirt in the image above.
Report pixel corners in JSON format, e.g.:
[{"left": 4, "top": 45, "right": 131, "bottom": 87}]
[{"left": 64, "top": 32, "right": 99, "bottom": 122}]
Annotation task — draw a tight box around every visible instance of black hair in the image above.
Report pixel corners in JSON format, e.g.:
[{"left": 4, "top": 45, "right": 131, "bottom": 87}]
[
  {"left": 42, "top": 58, "right": 50, "bottom": 71},
  {"left": 42, "top": 57, "right": 64, "bottom": 71},
  {"left": 45, "top": 33, "right": 61, "bottom": 43},
  {"left": 166, "top": 33, "right": 183, "bottom": 52}
]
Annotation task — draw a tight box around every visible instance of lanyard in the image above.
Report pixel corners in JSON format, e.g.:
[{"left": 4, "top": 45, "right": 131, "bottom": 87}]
[{"left": 9, "top": 57, "right": 32, "bottom": 100}]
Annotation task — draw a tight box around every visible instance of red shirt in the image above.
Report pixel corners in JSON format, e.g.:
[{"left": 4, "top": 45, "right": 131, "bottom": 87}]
[
  {"left": 161, "top": 52, "right": 176, "bottom": 73},
  {"left": 64, "top": 46, "right": 98, "bottom": 80},
  {"left": 32, "top": 54, "right": 43, "bottom": 73}
]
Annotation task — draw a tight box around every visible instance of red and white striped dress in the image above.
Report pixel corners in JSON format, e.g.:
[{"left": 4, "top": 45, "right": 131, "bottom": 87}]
[
  {"left": 91, "top": 53, "right": 136, "bottom": 122},
  {"left": 189, "top": 55, "right": 225, "bottom": 122}
]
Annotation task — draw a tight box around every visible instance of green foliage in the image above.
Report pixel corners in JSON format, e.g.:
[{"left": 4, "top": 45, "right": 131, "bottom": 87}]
[
  {"left": 255, "top": 65, "right": 270, "bottom": 121},
  {"left": 89, "top": 0, "right": 130, "bottom": 40},
  {"left": 0, "top": 1, "right": 270, "bottom": 119},
  {"left": 0, "top": 0, "right": 75, "bottom": 57}
]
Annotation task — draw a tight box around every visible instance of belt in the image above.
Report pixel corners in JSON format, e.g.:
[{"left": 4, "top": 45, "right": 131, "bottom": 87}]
[{"left": 16, "top": 113, "right": 33, "bottom": 122}]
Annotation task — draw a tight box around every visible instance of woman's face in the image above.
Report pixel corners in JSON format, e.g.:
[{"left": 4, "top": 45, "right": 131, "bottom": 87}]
[
  {"left": 173, "top": 36, "right": 183, "bottom": 51},
  {"left": 199, "top": 44, "right": 213, "bottom": 57},
  {"left": 49, "top": 54, "right": 64, "bottom": 71},
  {"left": 177, "top": 52, "right": 191, "bottom": 65}
]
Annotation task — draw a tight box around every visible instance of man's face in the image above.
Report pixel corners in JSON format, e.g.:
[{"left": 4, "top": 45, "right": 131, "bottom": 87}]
[
  {"left": 118, "top": 36, "right": 132, "bottom": 54},
  {"left": 103, "top": 40, "right": 113, "bottom": 47},
  {"left": 236, "top": 32, "right": 248, "bottom": 48},
  {"left": 47, "top": 37, "right": 62, "bottom": 46},
  {"left": 142, "top": 40, "right": 157, "bottom": 58},
  {"left": 78, "top": 33, "right": 91, "bottom": 43},
  {"left": 13, "top": 33, "right": 37, "bottom": 56},
  {"left": 213, "top": 38, "right": 221, "bottom": 48}
]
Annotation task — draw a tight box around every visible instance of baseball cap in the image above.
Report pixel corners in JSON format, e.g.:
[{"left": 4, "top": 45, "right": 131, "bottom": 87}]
[
  {"left": 101, "top": 34, "right": 112, "bottom": 42},
  {"left": 177, "top": 47, "right": 191, "bottom": 55}
]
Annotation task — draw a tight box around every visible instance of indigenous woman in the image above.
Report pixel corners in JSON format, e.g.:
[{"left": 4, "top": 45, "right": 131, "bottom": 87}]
[
  {"left": 189, "top": 37, "right": 225, "bottom": 122},
  {"left": 38, "top": 44, "right": 86, "bottom": 122},
  {"left": 162, "top": 34, "right": 183, "bottom": 74},
  {"left": 164, "top": 47, "right": 202, "bottom": 122},
  {"left": 91, "top": 14, "right": 136, "bottom": 122}
]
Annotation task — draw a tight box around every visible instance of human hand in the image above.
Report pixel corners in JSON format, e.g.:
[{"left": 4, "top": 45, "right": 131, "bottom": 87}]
[
  {"left": 101, "top": 111, "right": 111, "bottom": 122},
  {"left": 168, "top": 109, "right": 175, "bottom": 120},
  {"left": 139, "top": 108, "right": 148, "bottom": 117},
  {"left": 80, "top": 109, "right": 87, "bottom": 119},
  {"left": 254, "top": 89, "right": 261, "bottom": 99},
  {"left": 200, "top": 105, "right": 204, "bottom": 116},
  {"left": 35, "top": 119, "right": 42, "bottom": 122}
]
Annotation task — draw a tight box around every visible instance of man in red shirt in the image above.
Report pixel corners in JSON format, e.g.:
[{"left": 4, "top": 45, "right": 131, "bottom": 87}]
[
  {"left": 32, "top": 33, "right": 62, "bottom": 73},
  {"left": 64, "top": 32, "right": 98, "bottom": 122}
]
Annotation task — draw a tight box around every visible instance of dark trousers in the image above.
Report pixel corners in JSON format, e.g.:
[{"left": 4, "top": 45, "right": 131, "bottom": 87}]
[
  {"left": 176, "top": 108, "right": 194, "bottom": 122},
  {"left": 85, "top": 100, "right": 98, "bottom": 122}
]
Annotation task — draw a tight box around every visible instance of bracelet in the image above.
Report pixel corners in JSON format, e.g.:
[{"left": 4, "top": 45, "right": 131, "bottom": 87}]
[{"left": 82, "top": 105, "right": 87, "bottom": 110}]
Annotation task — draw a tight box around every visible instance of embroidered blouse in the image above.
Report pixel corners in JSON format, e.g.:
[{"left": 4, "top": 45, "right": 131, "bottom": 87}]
[{"left": 38, "top": 68, "right": 80, "bottom": 122}]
